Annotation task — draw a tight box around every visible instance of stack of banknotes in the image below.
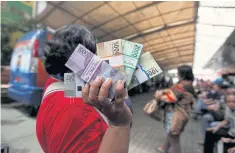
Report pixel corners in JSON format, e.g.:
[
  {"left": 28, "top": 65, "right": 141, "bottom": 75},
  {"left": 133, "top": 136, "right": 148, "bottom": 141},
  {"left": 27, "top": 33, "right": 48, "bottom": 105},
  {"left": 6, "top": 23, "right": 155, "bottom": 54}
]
[{"left": 64, "top": 39, "right": 162, "bottom": 99}]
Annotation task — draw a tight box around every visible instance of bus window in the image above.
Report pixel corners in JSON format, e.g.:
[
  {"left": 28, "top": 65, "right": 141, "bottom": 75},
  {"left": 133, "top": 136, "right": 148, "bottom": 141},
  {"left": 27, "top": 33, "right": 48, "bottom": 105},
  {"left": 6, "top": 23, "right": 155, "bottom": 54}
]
[
  {"left": 19, "top": 49, "right": 31, "bottom": 73},
  {"left": 10, "top": 51, "right": 19, "bottom": 71}
]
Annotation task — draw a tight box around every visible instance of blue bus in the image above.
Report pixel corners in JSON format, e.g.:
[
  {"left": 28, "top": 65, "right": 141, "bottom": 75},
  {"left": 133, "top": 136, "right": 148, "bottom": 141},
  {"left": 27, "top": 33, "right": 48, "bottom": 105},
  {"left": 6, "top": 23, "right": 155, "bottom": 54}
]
[{"left": 8, "top": 30, "right": 52, "bottom": 116}]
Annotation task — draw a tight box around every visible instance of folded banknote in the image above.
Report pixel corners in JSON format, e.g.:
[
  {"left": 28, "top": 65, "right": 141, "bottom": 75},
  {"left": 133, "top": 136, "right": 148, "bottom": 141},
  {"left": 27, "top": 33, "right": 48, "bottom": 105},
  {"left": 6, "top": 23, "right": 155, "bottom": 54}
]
[
  {"left": 64, "top": 73, "right": 84, "bottom": 97},
  {"left": 122, "top": 40, "right": 143, "bottom": 87},
  {"left": 128, "top": 52, "right": 162, "bottom": 90},
  {"left": 65, "top": 44, "right": 126, "bottom": 99},
  {"left": 97, "top": 39, "right": 125, "bottom": 75}
]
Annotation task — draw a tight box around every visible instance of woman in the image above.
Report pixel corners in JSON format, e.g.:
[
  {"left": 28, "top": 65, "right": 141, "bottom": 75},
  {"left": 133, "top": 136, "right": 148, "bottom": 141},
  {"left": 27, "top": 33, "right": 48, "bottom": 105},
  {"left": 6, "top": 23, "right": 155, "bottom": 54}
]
[
  {"left": 155, "top": 65, "right": 195, "bottom": 153},
  {"left": 36, "top": 24, "right": 132, "bottom": 153}
]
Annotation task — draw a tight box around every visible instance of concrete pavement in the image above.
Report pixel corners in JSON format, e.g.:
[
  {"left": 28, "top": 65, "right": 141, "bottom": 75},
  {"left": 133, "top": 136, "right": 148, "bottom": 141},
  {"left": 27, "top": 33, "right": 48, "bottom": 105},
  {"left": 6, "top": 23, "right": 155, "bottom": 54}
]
[
  {"left": 1, "top": 103, "right": 43, "bottom": 153},
  {"left": 1, "top": 92, "right": 202, "bottom": 153}
]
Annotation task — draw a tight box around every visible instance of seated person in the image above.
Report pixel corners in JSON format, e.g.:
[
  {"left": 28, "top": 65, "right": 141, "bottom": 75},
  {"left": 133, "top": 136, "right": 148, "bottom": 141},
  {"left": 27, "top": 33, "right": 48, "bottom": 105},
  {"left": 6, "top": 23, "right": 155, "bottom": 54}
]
[
  {"left": 197, "top": 81, "right": 226, "bottom": 144},
  {"left": 203, "top": 89, "right": 235, "bottom": 153},
  {"left": 192, "top": 89, "right": 209, "bottom": 116}
]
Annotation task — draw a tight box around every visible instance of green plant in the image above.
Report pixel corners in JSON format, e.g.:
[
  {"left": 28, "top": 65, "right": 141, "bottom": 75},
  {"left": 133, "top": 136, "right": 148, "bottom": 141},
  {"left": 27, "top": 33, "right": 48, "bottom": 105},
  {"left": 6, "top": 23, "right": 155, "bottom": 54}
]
[
  {"left": 1, "top": 27, "right": 13, "bottom": 65},
  {"left": 1, "top": 19, "right": 44, "bottom": 65}
]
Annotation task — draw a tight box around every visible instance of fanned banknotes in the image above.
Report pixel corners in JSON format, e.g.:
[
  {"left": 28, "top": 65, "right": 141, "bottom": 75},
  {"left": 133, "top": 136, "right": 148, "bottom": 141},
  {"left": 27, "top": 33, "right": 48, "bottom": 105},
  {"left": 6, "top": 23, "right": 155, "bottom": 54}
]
[
  {"left": 65, "top": 44, "right": 126, "bottom": 99},
  {"left": 64, "top": 73, "right": 84, "bottom": 97},
  {"left": 97, "top": 39, "right": 125, "bottom": 75},
  {"left": 97, "top": 39, "right": 143, "bottom": 87},
  {"left": 128, "top": 52, "right": 162, "bottom": 90},
  {"left": 122, "top": 40, "right": 143, "bottom": 87}
]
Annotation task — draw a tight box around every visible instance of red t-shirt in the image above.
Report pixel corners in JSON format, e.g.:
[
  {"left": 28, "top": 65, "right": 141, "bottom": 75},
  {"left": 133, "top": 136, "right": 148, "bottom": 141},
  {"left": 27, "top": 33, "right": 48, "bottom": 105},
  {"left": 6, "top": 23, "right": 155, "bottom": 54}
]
[{"left": 36, "top": 77, "right": 108, "bottom": 153}]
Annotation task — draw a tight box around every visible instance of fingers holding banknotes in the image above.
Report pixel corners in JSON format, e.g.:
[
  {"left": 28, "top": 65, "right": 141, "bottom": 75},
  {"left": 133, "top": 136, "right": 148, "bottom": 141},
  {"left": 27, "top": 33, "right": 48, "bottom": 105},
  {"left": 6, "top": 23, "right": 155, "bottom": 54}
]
[
  {"left": 104, "top": 80, "right": 132, "bottom": 126},
  {"left": 98, "top": 77, "right": 112, "bottom": 102},
  {"left": 82, "top": 76, "right": 103, "bottom": 109},
  {"left": 82, "top": 77, "right": 132, "bottom": 126}
]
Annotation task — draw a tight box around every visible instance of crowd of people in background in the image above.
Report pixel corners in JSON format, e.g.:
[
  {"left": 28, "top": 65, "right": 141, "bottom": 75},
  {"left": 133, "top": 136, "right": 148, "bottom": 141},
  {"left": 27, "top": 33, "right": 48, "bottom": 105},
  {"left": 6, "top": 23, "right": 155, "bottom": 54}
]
[{"left": 192, "top": 78, "right": 235, "bottom": 153}]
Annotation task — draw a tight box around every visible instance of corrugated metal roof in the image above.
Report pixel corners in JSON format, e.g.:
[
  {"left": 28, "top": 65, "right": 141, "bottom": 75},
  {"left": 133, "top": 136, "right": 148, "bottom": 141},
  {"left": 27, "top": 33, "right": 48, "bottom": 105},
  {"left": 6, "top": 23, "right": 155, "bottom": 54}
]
[{"left": 35, "top": 1, "right": 199, "bottom": 70}]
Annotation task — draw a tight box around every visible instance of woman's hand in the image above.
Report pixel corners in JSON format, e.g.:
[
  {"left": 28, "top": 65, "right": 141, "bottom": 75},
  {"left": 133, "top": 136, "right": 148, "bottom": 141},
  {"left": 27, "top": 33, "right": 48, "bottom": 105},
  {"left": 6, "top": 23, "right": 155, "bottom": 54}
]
[
  {"left": 228, "top": 147, "right": 235, "bottom": 153},
  {"left": 155, "top": 89, "right": 177, "bottom": 103},
  {"left": 221, "top": 137, "right": 233, "bottom": 143},
  {"left": 207, "top": 126, "right": 220, "bottom": 133},
  {"left": 207, "top": 104, "right": 220, "bottom": 111},
  {"left": 82, "top": 76, "right": 132, "bottom": 126},
  {"left": 154, "top": 90, "right": 163, "bottom": 100}
]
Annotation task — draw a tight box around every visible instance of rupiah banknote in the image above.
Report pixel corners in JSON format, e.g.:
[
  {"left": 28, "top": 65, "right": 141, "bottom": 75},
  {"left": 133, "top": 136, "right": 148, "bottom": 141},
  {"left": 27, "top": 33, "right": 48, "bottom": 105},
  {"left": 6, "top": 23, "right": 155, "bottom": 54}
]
[
  {"left": 65, "top": 44, "right": 126, "bottom": 99},
  {"left": 64, "top": 73, "right": 84, "bottom": 97},
  {"left": 97, "top": 39, "right": 125, "bottom": 75},
  {"left": 128, "top": 52, "right": 162, "bottom": 90},
  {"left": 122, "top": 40, "right": 143, "bottom": 87}
]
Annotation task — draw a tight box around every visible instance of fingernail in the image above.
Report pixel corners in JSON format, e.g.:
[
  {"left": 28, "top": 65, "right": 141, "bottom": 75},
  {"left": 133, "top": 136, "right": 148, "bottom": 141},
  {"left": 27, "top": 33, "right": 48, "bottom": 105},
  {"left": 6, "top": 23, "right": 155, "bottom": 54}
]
[
  {"left": 118, "top": 80, "right": 123, "bottom": 84},
  {"left": 105, "top": 78, "right": 111, "bottom": 82},
  {"left": 85, "top": 83, "right": 89, "bottom": 87},
  {"left": 96, "top": 76, "right": 101, "bottom": 81},
  {"left": 118, "top": 80, "right": 124, "bottom": 87}
]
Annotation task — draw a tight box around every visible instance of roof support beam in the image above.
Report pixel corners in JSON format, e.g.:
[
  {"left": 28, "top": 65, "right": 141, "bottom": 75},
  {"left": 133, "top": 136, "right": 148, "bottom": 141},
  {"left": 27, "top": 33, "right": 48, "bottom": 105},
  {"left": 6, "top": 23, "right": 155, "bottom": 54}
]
[
  {"left": 198, "top": 22, "right": 235, "bottom": 28},
  {"left": 71, "top": 3, "right": 107, "bottom": 24},
  {"left": 192, "top": 1, "right": 199, "bottom": 67},
  {"left": 158, "top": 54, "right": 193, "bottom": 63},
  {"left": 39, "top": 2, "right": 65, "bottom": 22},
  {"left": 98, "top": 6, "right": 195, "bottom": 39},
  {"left": 151, "top": 43, "right": 194, "bottom": 54},
  {"left": 153, "top": 49, "right": 194, "bottom": 57},
  {"left": 91, "top": 1, "right": 159, "bottom": 31},
  {"left": 47, "top": 1, "right": 115, "bottom": 38},
  {"left": 145, "top": 36, "right": 194, "bottom": 50},
  {"left": 127, "top": 19, "right": 196, "bottom": 41},
  {"left": 200, "top": 5, "right": 235, "bottom": 9},
  {"left": 136, "top": 30, "right": 194, "bottom": 43}
]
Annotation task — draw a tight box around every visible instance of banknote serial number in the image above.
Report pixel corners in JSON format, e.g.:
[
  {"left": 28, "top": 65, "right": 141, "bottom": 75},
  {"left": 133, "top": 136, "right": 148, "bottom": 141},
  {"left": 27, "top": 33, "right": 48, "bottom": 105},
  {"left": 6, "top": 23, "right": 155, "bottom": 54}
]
[
  {"left": 147, "top": 67, "right": 159, "bottom": 76},
  {"left": 112, "top": 41, "right": 120, "bottom": 55},
  {"left": 131, "top": 45, "right": 141, "bottom": 58}
]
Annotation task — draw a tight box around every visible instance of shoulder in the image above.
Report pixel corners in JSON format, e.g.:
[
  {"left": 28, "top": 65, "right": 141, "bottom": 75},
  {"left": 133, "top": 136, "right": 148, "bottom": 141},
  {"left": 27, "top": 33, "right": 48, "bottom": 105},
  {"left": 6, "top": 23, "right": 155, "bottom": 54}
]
[
  {"left": 37, "top": 103, "right": 107, "bottom": 153},
  {"left": 45, "top": 77, "right": 58, "bottom": 87},
  {"left": 50, "top": 104, "right": 108, "bottom": 137},
  {"left": 40, "top": 96, "right": 104, "bottom": 123},
  {"left": 56, "top": 104, "right": 103, "bottom": 123},
  {"left": 38, "top": 101, "right": 108, "bottom": 137}
]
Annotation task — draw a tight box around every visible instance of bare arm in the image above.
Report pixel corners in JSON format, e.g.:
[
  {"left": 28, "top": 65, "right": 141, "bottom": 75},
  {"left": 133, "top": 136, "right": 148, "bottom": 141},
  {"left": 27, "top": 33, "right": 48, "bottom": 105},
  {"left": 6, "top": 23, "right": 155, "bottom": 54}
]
[
  {"left": 82, "top": 77, "right": 132, "bottom": 153},
  {"left": 203, "top": 99, "right": 216, "bottom": 105},
  {"left": 98, "top": 125, "right": 130, "bottom": 153},
  {"left": 217, "top": 120, "right": 229, "bottom": 129},
  {"left": 208, "top": 120, "right": 229, "bottom": 133}
]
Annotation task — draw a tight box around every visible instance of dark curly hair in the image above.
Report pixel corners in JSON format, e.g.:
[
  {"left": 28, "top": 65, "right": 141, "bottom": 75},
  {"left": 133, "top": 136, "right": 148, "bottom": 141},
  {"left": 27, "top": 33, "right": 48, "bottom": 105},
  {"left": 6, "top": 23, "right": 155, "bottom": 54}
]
[
  {"left": 43, "top": 24, "right": 96, "bottom": 77},
  {"left": 177, "top": 65, "right": 194, "bottom": 81}
]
